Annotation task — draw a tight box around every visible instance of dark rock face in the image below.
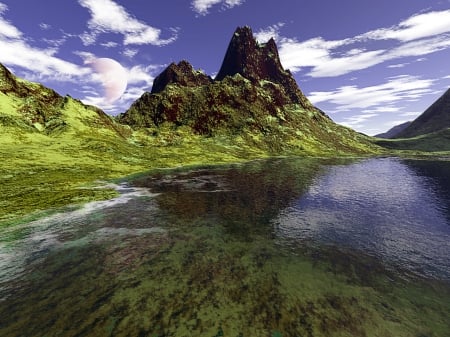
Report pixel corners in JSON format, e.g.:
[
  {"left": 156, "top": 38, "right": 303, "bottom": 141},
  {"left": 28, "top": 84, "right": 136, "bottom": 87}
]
[
  {"left": 151, "top": 60, "right": 212, "bottom": 94},
  {"left": 215, "top": 26, "right": 311, "bottom": 107}
]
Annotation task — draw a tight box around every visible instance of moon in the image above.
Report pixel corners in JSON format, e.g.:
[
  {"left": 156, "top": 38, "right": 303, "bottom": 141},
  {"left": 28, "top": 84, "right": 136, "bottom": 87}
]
[{"left": 88, "top": 58, "right": 128, "bottom": 104}]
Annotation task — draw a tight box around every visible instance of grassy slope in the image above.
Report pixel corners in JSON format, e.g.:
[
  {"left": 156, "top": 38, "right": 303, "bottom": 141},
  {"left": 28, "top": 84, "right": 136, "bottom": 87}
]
[
  {"left": 374, "top": 128, "right": 450, "bottom": 153},
  {"left": 0, "top": 91, "right": 270, "bottom": 225}
]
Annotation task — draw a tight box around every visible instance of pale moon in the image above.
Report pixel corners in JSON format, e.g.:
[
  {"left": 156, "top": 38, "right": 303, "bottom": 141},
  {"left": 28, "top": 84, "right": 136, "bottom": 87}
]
[{"left": 88, "top": 58, "right": 128, "bottom": 104}]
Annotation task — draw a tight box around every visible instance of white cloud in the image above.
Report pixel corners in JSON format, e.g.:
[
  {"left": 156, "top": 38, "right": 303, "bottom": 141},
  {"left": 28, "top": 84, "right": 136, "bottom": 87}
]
[
  {"left": 387, "top": 63, "right": 407, "bottom": 68},
  {"left": 309, "top": 75, "right": 435, "bottom": 111},
  {"left": 126, "top": 65, "right": 158, "bottom": 86},
  {"left": 359, "top": 10, "right": 450, "bottom": 42},
  {"left": 255, "top": 23, "right": 284, "bottom": 43},
  {"left": 308, "top": 50, "right": 385, "bottom": 77},
  {"left": 264, "top": 9, "right": 450, "bottom": 77},
  {"left": 101, "top": 41, "right": 119, "bottom": 48},
  {"left": 0, "top": 8, "right": 89, "bottom": 81},
  {"left": 78, "top": 0, "right": 177, "bottom": 46},
  {"left": 123, "top": 48, "right": 138, "bottom": 59},
  {"left": 192, "top": 0, "right": 245, "bottom": 15},
  {"left": 277, "top": 37, "right": 351, "bottom": 73},
  {"left": 341, "top": 113, "right": 378, "bottom": 128},
  {"left": 400, "top": 111, "right": 421, "bottom": 117},
  {"left": 363, "top": 106, "right": 401, "bottom": 113},
  {"left": 0, "top": 4, "right": 22, "bottom": 39},
  {"left": 39, "top": 23, "right": 51, "bottom": 30}
]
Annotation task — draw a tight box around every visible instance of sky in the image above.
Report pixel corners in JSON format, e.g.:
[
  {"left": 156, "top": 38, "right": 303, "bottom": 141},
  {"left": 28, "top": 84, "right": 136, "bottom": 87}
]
[{"left": 1, "top": 0, "right": 450, "bottom": 135}]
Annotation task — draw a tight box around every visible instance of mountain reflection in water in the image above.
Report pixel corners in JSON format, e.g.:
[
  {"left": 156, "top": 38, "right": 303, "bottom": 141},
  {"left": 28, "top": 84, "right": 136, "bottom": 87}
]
[{"left": 0, "top": 157, "right": 449, "bottom": 337}]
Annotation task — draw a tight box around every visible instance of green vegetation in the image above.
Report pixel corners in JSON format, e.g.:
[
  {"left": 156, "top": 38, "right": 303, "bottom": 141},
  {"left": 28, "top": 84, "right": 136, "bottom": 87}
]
[{"left": 374, "top": 128, "right": 450, "bottom": 152}]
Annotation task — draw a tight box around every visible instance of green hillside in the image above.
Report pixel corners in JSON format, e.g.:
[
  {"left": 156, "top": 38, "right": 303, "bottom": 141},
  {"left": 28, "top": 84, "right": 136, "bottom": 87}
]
[
  {"left": 395, "top": 88, "right": 450, "bottom": 138},
  {"left": 375, "top": 128, "right": 450, "bottom": 152}
]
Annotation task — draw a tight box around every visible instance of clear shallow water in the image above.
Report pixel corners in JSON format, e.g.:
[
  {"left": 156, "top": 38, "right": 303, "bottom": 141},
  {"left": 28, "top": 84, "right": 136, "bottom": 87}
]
[{"left": 0, "top": 157, "right": 449, "bottom": 336}]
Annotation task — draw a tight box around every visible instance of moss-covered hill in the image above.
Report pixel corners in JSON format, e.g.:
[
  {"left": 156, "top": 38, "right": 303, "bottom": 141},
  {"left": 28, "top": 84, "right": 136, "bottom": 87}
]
[{"left": 373, "top": 88, "right": 450, "bottom": 153}]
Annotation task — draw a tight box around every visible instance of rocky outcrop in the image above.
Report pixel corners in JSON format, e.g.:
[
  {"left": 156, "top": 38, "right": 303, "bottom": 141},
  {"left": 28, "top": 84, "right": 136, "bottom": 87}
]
[
  {"left": 215, "top": 26, "right": 312, "bottom": 108},
  {"left": 151, "top": 60, "right": 212, "bottom": 94}
]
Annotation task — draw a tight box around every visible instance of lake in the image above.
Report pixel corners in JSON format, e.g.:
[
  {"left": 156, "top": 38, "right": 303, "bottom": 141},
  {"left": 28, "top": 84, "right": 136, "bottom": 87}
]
[{"left": 0, "top": 157, "right": 449, "bottom": 336}]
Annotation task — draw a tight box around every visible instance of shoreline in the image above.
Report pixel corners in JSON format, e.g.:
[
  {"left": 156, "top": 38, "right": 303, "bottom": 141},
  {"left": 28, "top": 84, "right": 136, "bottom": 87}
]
[{"left": 2, "top": 150, "right": 449, "bottom": 228}]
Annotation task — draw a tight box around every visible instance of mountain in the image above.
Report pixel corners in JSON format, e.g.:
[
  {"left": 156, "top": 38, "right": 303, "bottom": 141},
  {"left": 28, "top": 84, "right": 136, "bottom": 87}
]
[
  {"left": 375, "top": 121, "right": 412, "bottom": 138},
  {"left": 118, "top": 26, "right": 377, "bottom": 155},
  {"left": 394, "top": 88, "right": 450, "bottom": 138}
]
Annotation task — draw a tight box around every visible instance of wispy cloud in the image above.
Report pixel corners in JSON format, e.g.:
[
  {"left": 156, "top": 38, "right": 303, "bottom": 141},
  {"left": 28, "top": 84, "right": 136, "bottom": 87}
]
[
  {"left": 0, "top": 4, "right": 89, "bottom": 81},
  {"left": 341, "top": 113, "right": 378, "bottom": 129},
  {"left": 100, "top": 41, "right": 119, "bottom": 48},
  {"left": 191, "top": 0, "right": 245, "bottom": 15},
  {"left": 359, "top": 10, "right": 450, "bottom": 42},
  {"left": 257, "top": 9, "right": 450, "bottom": 77},
  {"left": 387, "top": 63, "right": 408, "bottom": 68},
  {"left": 78, "top": 0, "right": 177, "bottom": 46},
  {"left": 308, "top": 75, "right": 435, "bottom": 111},
  {"left": 39, "top": 23, "right": 51, "bottom": 30},
  {"left": 400, "top": 111, "right": 421, "bottom": 117},
  {"left": 255, "top": 23, "right": 284, "bottom": 43},
  {"left": 123, "top": 48, "right": 138, "bottom": 59}
]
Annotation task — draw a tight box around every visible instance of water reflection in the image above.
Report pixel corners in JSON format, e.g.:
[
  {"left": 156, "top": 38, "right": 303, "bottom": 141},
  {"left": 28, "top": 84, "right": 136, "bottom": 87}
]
[
  {"left": 133, "top": 158, "right": 330, "bottom": 238},
  {"left": 402, "top": 159, "right": 450, "bottom": 223},
  {"left": 275, "top": 158, "right": 450, "bottom": 279}
]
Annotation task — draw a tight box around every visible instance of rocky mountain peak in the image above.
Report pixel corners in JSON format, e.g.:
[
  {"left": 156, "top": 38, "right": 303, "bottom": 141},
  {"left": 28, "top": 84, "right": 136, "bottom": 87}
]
[
  {"left": 151, "top": 60, "right": 212, "bottom": 94},
  {"left": 215, "top": 26, "right": 310, "bottom": 107}
]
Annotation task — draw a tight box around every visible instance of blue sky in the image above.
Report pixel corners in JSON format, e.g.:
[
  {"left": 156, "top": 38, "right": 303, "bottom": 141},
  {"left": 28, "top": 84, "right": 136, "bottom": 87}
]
[{"left": 1, "top": 0, "right": 450, "bottom": 135}]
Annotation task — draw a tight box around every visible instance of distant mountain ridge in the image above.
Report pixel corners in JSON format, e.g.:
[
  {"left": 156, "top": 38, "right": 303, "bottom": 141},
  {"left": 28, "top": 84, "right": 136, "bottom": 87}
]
[
  {"left": 118, "top": 26, "right": 377, "bottom": 154},
  {"left": 375, "top": 121, "right": 412, "bottom": 139},
  {"left": 394, "top": 88, "right": 450, "bottom": 138}
]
